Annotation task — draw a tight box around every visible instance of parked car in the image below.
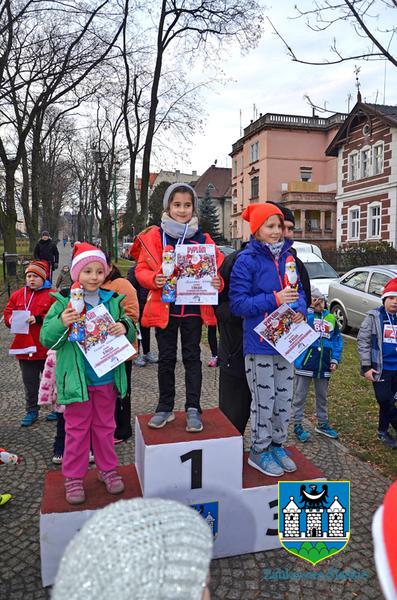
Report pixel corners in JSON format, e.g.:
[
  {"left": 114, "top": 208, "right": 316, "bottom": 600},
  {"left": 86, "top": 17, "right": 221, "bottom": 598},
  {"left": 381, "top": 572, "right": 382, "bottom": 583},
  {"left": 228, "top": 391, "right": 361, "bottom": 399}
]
[
  {"left": 328, "top": 265, "right": 397, "bottom": 332},
  {"left": 217, "top": 245, "right": 235, "bottom": 256},
  {"left": 294, "top": 249, "right": 339, "bottom": 299}
]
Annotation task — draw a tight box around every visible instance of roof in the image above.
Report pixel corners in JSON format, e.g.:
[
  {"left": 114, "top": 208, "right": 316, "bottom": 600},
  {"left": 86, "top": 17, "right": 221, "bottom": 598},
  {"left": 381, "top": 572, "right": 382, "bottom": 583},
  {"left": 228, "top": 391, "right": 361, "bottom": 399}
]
[
  {"left": 326, "top": 102, "right": 397, "bottom": 156},
  {"left": 328, "top": 496, "right": 345, "bottom": 513},
  {"left": 193, "top": 165, "right": 232, "bottom": 199},
  {"left": 282, "top": 496, "right": 301, "bottom": 513}
]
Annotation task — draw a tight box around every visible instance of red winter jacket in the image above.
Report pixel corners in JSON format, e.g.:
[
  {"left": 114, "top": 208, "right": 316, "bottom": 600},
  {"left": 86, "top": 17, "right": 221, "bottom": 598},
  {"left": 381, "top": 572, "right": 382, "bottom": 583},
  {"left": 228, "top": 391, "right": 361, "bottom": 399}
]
[
  {"left": 4, "top": 285, "right": 56, "bottom": 360},
  {"left": 133, "top": 226, "right": 224, "bottom": 329}
]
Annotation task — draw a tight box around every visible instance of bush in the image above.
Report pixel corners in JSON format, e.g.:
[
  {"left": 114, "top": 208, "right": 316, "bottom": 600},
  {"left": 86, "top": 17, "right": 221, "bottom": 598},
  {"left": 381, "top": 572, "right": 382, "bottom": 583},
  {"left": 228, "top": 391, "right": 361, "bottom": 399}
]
[{"left": 323, "top": 241, "right": 397, "bottom": 273}]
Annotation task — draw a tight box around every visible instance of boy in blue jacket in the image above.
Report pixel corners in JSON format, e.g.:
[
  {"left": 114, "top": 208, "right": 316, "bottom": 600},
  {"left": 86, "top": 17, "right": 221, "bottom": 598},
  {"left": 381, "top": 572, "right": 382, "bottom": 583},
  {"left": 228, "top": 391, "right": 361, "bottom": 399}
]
[
  {"left": 230, "top": 203, "right": 307, "bottom": 477},
  {"left": 293, "top": 286, "right": 343, "bottom": 442}
]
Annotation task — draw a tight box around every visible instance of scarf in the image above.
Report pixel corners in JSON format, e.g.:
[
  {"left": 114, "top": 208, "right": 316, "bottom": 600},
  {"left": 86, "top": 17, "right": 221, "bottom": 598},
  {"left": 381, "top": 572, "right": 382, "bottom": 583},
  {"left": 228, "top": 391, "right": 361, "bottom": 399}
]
[
  {"left": 84, "top": 290, "right": 100, "bottom": 307},
  {"left": 264, "top": 240, "right": 284, "bottom": 260},
  {"left": 161, "top": 212, "right": 199, "bottom": 241}
]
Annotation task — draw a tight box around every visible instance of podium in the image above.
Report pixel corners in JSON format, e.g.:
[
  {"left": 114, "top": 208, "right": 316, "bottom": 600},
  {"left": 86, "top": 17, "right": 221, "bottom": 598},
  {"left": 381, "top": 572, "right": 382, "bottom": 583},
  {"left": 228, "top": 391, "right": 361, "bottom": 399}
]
[{"left": 40, "top": 408, "right": 324, "bottom": 586}]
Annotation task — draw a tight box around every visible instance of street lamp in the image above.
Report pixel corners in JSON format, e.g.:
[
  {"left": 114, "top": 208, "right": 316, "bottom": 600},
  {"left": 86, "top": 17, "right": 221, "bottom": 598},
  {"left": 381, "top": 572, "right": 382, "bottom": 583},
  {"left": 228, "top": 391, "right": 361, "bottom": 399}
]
[{"left": 113, "top": 160, "right": 121, "bottom": 261}]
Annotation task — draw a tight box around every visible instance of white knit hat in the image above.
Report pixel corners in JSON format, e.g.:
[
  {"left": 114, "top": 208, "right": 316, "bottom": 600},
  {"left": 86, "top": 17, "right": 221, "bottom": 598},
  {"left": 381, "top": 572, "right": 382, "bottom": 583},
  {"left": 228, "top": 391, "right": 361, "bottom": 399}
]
[
  {"left": 52, "top": 498, "right": 213, "bottom": 600},
  {"left": 163, "top": 182, "right": 199, "bottom": 212}
]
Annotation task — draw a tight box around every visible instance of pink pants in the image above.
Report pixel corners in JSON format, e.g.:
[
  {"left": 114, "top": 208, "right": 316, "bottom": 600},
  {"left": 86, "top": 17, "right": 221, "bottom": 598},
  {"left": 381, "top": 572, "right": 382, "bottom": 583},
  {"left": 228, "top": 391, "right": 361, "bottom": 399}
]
[{"left": 62, "top": 383, "right": 117, "bottom": 478}]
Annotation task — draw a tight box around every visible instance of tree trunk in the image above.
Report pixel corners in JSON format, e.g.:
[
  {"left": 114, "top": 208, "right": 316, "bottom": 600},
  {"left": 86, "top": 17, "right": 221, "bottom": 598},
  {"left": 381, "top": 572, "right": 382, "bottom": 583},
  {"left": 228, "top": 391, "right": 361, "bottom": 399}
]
[{"left": 3, "top": 165, "right": 17, "bottom": 254}]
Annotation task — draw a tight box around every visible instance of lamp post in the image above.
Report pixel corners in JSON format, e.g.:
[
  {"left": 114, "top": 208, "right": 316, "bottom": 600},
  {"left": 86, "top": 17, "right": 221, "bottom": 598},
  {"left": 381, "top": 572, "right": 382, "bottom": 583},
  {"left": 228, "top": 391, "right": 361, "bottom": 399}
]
[{"left": 113, "top": 161, "right": 120, "bottom": 261}]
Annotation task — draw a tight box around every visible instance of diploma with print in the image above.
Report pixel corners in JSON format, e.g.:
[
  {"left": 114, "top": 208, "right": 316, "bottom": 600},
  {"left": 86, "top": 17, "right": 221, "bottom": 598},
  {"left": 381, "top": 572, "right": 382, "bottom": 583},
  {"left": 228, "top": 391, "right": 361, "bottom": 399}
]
[
  {"left": 77, "top": 303, "right": 136, "bottom": 377},
  {"left": 254, "top": 304, "right": 319, "bottom": 363},
  {"left": 175, "top": 244, "right": 218, "bottom": 305}
]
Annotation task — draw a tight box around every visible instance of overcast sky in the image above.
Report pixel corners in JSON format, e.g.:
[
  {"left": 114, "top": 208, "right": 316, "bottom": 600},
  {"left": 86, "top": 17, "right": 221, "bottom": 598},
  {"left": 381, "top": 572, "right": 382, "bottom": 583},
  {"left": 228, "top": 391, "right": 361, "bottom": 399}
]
[{"left": 164, "top": 1, "right": 397, "bottom": 175}]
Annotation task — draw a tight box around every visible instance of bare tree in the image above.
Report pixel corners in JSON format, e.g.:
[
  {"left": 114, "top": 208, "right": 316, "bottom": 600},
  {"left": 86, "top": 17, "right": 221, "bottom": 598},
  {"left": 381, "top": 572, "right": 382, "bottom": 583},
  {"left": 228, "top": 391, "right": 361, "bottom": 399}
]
[{"left": 268, "top": 0, "right": 397, "bottom": 67}]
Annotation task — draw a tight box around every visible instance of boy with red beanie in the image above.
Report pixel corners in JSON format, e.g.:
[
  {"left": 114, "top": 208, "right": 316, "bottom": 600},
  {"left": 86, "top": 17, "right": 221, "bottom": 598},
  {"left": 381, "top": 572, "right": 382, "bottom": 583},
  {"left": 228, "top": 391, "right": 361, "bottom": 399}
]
[
  {"left": 4, "top": 260, "right": 55, "bottom": 426},
  {"left": 229, "top": 202, "right": 307, "bottom": 477},
  {"left": 358, "top": 277, "right": 397, "bottom": 448}
]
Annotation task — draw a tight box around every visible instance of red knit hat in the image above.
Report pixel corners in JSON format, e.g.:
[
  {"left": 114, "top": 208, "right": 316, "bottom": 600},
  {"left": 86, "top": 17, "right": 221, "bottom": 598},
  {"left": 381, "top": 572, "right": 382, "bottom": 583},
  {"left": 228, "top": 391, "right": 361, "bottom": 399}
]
[
  {"left": 242, "top": 202, "right": 284, "bottom": 234},
  {"left": 70, "top": 242, "right": 109, "bottom": 282},
  {"left": 372, "top": 481, "right": 397, "bottom": 600},
  {"left": 381, "top": 278, "right": 397, "bottom": 301},
  {"left": 25, "top": 260, "right": 49, "bottom": 281}
]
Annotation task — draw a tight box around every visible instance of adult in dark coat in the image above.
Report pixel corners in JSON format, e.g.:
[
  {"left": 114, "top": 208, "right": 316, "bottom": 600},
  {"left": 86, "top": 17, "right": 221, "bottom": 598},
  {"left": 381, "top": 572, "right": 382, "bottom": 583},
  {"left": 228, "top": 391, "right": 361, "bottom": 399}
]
[{"left": 33, "top": 231, "right": 59, "bottom": 281}]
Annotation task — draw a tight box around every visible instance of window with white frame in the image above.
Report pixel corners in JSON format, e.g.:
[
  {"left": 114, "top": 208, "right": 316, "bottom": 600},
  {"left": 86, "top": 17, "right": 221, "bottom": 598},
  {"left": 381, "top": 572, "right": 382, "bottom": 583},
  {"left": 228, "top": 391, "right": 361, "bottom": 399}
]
[
  {"left": 360, "top": 148, "right": 371, "bottom": 178},
  {"left": 250, "top": 141, "right": 259, "bottom": 163},
  {"left": 348, "top": 152, "right": 359, "bottom": 181},
  {"left": 368, "top": 203, "right": 381, "bottom": 238},
  {"left": 348, "top": 207, "right": 360, "bottom": 240},
  {"left": 373, "top": 143, "right": 384, "bottom": 175}
]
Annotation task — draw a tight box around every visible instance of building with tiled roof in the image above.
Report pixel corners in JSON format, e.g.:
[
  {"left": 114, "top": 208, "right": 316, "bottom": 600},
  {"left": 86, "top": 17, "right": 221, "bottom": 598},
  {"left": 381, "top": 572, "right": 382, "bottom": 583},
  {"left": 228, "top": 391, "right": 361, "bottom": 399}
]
[{"left": 192, "top": 164, "right": 232, "bottom": 241}]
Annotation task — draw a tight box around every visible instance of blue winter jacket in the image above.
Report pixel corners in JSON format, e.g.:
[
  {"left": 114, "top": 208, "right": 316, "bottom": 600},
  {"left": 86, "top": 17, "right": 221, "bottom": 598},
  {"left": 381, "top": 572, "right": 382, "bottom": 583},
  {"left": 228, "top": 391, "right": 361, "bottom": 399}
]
[
  {"left": 229, "top": 237, "right": 307, "bottom": 356},
  {"left": 294, "top": 309, "right": 343, "bottom": 378}
]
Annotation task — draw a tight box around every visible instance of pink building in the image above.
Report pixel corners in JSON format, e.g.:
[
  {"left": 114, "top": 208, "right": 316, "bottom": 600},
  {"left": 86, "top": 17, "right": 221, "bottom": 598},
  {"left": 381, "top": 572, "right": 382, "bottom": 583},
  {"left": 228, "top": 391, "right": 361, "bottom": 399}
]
[{"left": 229, "top": 112, "right": 346, "bottom": 249}]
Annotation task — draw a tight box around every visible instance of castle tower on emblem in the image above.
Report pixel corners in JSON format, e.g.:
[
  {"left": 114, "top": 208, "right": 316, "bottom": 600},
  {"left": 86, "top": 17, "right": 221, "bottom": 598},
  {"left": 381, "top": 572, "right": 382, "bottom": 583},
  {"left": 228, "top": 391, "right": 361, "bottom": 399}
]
[
  {"left": 306, "top": 508, "right": 324, "bottom": 538},
  {"left": 282, "top": 497, "right": 301, "bottom": 538},
  {"left": 327, "top": 496, "right": 345, "bottom": 537}
]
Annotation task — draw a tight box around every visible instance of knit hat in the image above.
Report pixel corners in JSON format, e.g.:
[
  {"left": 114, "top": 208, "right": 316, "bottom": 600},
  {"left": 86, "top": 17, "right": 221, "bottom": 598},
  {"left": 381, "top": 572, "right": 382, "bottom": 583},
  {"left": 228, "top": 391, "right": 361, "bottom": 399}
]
[
  {"left": 52, "top": 498, "right": 213, "bottom": 600},
  {"left": 70, "top": 242, "right": 109, "bottom": 282},
  {"left": 372, "top": 481, "right": 397, "bottom": 600},
  {"left": 25, "top": 260, "right": 49, "bottom": 281},
  {"left": 311, "top": 286, "right": 324, "bottom": 300},
  {"left": 41, "top": 230, "right": 50, "bottom": 237},
  {"left": 162, "top": 182, "right": 199, "bottom": 213},
  {"left": 242, "top": 202, "right": 284, "bottom": 234},
  {"left": 267, "top": 201, "right": 295, "bottom": 225},
  {"left": 381, "top": 278, "right": 397, "bottom": 301}
]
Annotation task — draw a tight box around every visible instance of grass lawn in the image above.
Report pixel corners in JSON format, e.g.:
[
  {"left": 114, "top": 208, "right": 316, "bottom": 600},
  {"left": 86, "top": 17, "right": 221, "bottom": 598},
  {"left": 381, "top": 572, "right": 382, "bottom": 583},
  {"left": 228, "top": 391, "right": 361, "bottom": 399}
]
[
  {"left": 115, "top": 257, "right": 134, "bottom": 277},
  {"left": 304, "top": 337, "right": 396, "bottom": 480}
]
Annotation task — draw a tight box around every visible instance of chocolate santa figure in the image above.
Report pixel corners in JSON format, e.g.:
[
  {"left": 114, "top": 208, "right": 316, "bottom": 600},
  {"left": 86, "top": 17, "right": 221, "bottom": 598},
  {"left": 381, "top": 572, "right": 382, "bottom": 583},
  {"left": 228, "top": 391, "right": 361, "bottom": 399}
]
[
  {"left": 283, "top": 255, "right": 299, "bottom": 309},
  {"left": 161, "top": 245, "right": 179, "bottom": 303},
  {"left": 68, "top": 282, "right": 86, "bottom": 342},
  {"left": 0, "top": 448, "right": 22, "bottom": 465}
]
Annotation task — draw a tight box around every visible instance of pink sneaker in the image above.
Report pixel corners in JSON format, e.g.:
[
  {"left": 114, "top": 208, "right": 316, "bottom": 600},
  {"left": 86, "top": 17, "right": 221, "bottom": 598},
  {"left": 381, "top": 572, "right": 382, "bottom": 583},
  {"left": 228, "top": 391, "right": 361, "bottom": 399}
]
[
  {"left": 64, "top": 478, "right": 86, "bottom": 505},
  {"left": 98, "top": 469, "right": 125, "bottom": 494},
  {"left": 208, "top": 357, "right": 218, "bottom": 367}
]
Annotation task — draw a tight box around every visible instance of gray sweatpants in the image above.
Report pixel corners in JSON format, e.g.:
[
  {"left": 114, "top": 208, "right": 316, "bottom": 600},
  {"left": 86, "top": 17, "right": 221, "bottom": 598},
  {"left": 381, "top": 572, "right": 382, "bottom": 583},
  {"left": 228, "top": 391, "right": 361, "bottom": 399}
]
[
  {"left": 245, "top": 354, "right": 294, "bottom": 453},
  {"left": 293, "top": 374, "right": 329, "bottom": 424}
]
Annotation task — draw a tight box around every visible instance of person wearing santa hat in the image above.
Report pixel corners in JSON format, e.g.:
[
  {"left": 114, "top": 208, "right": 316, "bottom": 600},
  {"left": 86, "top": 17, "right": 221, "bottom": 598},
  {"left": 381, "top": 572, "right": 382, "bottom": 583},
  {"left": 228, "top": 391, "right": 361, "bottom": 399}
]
[
  {"left": 372, "top": 480, "right": 397, "bottom": 600},
  {"left": 40, "top": 242, "right": 136, "bottom": 504},
  {"left": 357, "top": 277, "right": 397, "bottom": 448},
  {"left": 3, "top": 260, "right": 55, "bottom": 426},
  {"left": 229, "top": 202, "right": 307, "bottom": 477}
]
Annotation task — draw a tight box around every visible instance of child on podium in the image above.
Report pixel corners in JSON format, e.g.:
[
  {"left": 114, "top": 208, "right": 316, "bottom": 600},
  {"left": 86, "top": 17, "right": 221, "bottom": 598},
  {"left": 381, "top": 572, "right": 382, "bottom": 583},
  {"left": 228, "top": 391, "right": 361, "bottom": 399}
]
[
  {"left": 40, "top": 243, "right": 135, "bottom": 504},
  {"left": 230, "top": 203, "right": 307, "bottom": 477}
]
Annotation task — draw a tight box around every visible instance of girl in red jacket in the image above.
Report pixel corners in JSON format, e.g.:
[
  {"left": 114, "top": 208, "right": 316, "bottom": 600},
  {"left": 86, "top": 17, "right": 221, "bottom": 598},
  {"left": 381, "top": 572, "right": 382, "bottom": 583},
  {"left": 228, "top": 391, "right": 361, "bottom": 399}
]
[
  {"left": 135, "top": 183, "right": 224, "bottom": 432},
  {"left": 3, "top": 260, "right": 55, "bottom": 426}
]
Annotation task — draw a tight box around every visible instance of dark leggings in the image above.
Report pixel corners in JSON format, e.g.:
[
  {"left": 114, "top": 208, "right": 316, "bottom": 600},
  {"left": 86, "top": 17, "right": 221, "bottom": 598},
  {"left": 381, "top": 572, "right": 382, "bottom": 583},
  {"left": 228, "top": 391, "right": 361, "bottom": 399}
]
[
  {"left": 208, "top": 325, "right": 218, "bottom": 358},
  {"left": 373, "top": 370, "right": 397, "bottom": 432}
]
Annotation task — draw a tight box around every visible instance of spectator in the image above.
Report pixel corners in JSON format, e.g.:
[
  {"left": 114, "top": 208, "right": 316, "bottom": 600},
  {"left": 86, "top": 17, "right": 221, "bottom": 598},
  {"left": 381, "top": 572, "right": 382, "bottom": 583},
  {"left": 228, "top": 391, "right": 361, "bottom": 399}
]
[
  {"left": 33, "top": 231, "right": 59, "bottom": 281},
  {"left": 55, "top": 265, "right": 72, "bottom": 291}
]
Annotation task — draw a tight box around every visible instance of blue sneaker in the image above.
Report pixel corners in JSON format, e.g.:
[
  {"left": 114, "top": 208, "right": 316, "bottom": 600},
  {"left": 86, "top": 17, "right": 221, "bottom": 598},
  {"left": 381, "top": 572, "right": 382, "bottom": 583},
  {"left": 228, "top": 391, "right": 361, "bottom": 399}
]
[
  {"left": 46, "top": 411, "right": 58, "bottom": 422},
  {"left": 248, "top": 450, "right": 284, "bottom": 477},
  {"left": 21, "top": 410, "right": 39, "bottom": 427},
  {"left": 294, "top": 423, "right": 310, "bottom": 442},
  {"left": 271, "top": 445, "right": 297, "bottom": 472},
  {"left": 315, "top": 421, "right": 338, "bottom": 439}
]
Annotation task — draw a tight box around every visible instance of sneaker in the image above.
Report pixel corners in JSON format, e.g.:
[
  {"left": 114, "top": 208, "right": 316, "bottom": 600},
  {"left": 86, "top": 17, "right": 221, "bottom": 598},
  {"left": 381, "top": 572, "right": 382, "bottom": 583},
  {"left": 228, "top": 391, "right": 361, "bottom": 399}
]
[
  {"left": 134, "top": 355, "right": 147, "bottom": 367},
  {"left": 89, "top": 451, "right": 95, "bottom": 463},
  {"left": 208, "top": 357, "right": 218, "bottom": 367},
  {"left": 377, "top": 431, "right": 397, "bottom": 449},
  {"left": 271, "top": 445, "right": 297, "bottom": 472},
  {"left": 52, "top": 453, "right": 63, "bottom": 465},
  {"left": 294, "top": 423, "right": 310, "bottom": 443},
  {"left": 145, "top": 351, "right": 158, "bottom": 364},
  {"left": 20, "top": 410, "right": 39, "bottom": 427},
  {"left": 98, "top": 469, "right": 125, "bottom": 494},
  {"left": 148, "top": 411, "right": 175, "bottom": 429},
  {"left": 114, "top": 438, "right": 124, "bottom": 445},
  {"left": 315, "top": 422, "right": 339, "bottom": 439},
  {"left": 64, "top": 478, "right": 85, "bottom": 505},
  {"left": 0, "top": 493, "right": 12, "bottom": 506},
  {"left": 46, "top": 411, "right": 58, "bottom": 422},
  {"left": 248, "top": 450, "right": 284, "bottom": 477},
  {"left": 186, "top": 408, "right": 203, "bottom": 432}
]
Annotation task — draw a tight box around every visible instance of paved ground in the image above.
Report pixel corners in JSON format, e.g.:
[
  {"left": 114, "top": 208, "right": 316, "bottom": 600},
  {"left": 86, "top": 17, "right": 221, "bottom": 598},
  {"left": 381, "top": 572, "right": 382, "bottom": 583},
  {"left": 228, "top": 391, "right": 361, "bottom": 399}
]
[{"left": 0, "top": 244, "right": 391, "bottom": 599}]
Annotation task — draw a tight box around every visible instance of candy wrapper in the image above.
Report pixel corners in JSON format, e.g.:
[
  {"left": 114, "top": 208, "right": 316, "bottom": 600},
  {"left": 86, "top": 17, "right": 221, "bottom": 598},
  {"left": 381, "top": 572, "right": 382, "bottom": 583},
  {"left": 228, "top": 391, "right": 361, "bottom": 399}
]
[
  {"left": 68, "top": 282, "right": 86, "bottom": 343},
  {"left": 283, "top": 255, "right": 299, "bottom": 310},
  {"left": 0, "top": 448, "right": 22, "bottom": 465},
  {"left": 161, "top": 245, "right": 179, "bottom": 303}
]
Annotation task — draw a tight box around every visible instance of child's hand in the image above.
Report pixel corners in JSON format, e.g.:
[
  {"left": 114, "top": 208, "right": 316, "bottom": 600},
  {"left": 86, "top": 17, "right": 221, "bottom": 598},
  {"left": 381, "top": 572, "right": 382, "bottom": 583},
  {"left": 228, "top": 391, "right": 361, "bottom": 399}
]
[
  {"left": 292, "top": 312, "right": 305, "bottom": 323},
  {"left": 330, "top": 363, "right": 338, "bottom": 372},
  {"left": 27, "top": 315, "right": 36, "bottom": 324},
  {"left": 61, "top": 307, "right": 81, "bottom": 327},
  {"left": 154, "top": 274, "right": 167, "bottom": 288},
  {"left": 364, "top": 368, "right": 378, "bottom": 382},
  {"left": 211, "top": 276, "right": 221, "bottom": 290},
  {"left": 108, "top": 322, "right": 127, "bottom": 337},
  {"left": 277, "top": 287, "right": 299, "bottom": 304}
]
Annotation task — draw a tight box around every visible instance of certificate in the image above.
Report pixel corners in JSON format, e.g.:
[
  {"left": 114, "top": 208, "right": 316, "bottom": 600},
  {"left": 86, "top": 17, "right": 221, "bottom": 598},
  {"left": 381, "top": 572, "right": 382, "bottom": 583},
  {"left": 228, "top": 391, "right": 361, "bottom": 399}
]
[
  {"left": 10, "top": 310, "right": 30, "bottom": 334},
  {"left": 254, "top": 304, "right": 319, "bottom": 364},
  {"left": 175, "top": 244, "right": 218, "bottom": 305},
  {"left": 78, "top": 304, "right": 136, "bottom": 377}
]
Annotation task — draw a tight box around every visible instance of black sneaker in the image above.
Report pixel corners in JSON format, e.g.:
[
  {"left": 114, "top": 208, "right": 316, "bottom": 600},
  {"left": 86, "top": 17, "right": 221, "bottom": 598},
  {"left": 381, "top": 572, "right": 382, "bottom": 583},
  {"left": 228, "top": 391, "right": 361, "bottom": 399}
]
[{"left": 377, "top": 431, "right": 397, "bottom": 449}]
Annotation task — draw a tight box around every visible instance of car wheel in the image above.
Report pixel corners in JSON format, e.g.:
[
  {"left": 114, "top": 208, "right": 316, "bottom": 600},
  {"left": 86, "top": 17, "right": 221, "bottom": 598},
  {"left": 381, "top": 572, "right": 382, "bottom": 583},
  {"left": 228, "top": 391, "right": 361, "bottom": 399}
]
[{"left": 331, "top": 303, "right": 349, "bottom": 333}]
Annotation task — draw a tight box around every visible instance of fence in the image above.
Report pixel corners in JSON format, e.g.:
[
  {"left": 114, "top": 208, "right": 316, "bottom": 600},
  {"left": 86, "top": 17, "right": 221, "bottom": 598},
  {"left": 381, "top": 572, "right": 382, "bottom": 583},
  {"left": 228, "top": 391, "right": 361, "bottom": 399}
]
[
  {"left": 2, "top": 252, "right": 33, "bottom": 283},
  {"left": 323, "top": 242, "right": 397, "bottom": 274}
]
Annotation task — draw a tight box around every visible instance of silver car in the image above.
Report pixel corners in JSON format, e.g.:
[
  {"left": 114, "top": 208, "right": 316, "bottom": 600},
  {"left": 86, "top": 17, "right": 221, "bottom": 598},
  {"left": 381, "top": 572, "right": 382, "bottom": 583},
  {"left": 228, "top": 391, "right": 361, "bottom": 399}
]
[{"left": 328, "top": 265, "right": 397, "bottom": 332}]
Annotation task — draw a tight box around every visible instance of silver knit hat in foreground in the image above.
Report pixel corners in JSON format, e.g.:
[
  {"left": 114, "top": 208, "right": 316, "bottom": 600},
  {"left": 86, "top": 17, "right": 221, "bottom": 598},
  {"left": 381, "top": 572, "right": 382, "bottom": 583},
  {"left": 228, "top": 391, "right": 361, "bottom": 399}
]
[
  {"left": 162, "top": 182, "right": 199, "bottom": 212},
  {"left": 52, "top": 498, "right": 213, "bottom": 600}
]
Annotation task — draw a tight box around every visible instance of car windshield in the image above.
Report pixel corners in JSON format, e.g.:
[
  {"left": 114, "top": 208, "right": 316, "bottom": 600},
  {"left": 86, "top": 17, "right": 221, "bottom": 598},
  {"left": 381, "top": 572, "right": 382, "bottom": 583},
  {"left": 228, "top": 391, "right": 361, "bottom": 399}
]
[{"left": 304, "top": 262, "right": 338, "bottom": 279}]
